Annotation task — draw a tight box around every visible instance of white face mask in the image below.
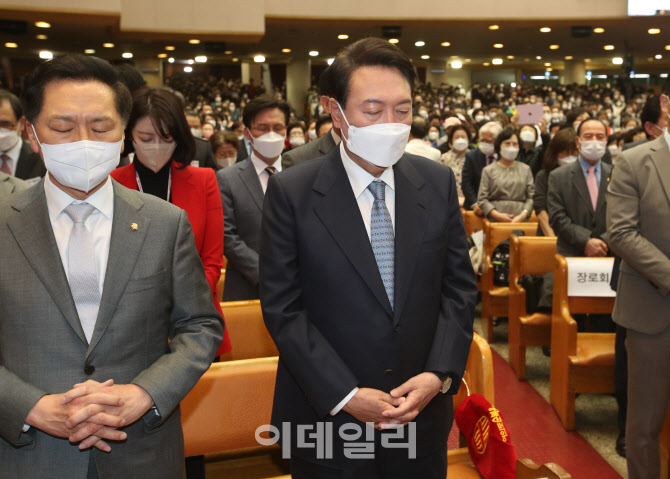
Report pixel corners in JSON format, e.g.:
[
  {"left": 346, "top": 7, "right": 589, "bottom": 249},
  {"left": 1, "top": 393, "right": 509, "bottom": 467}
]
[
  {"left": 0, "top": 127, "right": 21, "bottom": 152},
  {"left": 558, "top": 155, "right": 578, "bottom": 167},
  {"left": 452, "top": 138, "right": 468, "bottom": 151},
  {"left": 308, "top": 129, "right": 317, "bottom": 140},
  {"left": 607, "top": 144, "right": 620, "bottom": 158},
  {"left": 32, "top": 125, "right": 122, "bottom": 193},
  {"left": 419, "top": 110, "right": 429, "bottom": 119},
  {"left": 249, "top": 130, "right": 285, "bottom": 159},
  {"left": 337, "top": 102, "right": 410, "bottom": 168},
  {"left": 133, "top": 141, "right": 177, "bottom": 173},
  {"left": 479, "top": 142, "right": 495, "bottom": 156},
  {"left": 428, "top": 131, "right": 439, "bottom": 141},
  {"left": 216, "top": 156, "right": 236, "bottom": 169},
  {"left": 579, "top": 140, "right": 607, "bottom": 162},
  {"left": 289, "top": 136, "right": 305, "bottom": 148},
  {"left": 474, "top": 115, "right": 485, "bottom": 122},
  {"left": 500, "top": 146, "right": 519, "bottom": 161},
  {"left": 191, "top": 128, "right": 203, "bottom": 139},
  {"left": 519, "top": 130, "right": 535, "bottom": 143}
]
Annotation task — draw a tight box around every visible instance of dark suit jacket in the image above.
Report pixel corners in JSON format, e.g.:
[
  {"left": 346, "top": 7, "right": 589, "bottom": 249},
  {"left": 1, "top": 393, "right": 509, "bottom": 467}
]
[
  {"left": 461, "top": 147, "right": 488, "bottom": 210},
  {"left": 548, "top": 159, "right": 612, "bottom": 257},
  {"left": 259, "top": 148, "right": 478, "bottom": 465},
  {"left": 236, "top": 138, "right": 251, "bottom": 163},
  {"left": 194, "top": 137, "right": 217, "bottom": 170},
  {"left": 281, "top": 129, "right": 337, "bottom": 168},
  {"left": 14, "top": 140, "right": 46, "bottom": 181},
  {"left": 216, "top": 158, "right": 264, "bottom": 301}
]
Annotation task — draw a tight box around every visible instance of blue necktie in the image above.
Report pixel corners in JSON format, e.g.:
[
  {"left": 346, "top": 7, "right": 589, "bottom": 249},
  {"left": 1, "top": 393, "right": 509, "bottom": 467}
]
[{"left": 368, "top": 180, "right": 394, "bottom": 309}]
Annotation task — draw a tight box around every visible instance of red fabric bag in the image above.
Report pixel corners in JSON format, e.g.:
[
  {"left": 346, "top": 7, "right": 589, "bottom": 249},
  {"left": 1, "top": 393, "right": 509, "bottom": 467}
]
[{"left": 454, "top": 393, "right": 517, "bottom": 479}]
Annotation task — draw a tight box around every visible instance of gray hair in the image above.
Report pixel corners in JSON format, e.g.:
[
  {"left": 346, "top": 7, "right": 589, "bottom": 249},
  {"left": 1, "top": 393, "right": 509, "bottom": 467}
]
[{"left": 479, "top": 121, "right": 503, "bottom": 139}]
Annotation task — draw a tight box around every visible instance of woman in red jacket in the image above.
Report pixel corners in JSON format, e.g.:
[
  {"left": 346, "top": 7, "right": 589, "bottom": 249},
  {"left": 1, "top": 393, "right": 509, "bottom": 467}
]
[{"left": 111, "top": 88, "right": 231, "bottom": 357}]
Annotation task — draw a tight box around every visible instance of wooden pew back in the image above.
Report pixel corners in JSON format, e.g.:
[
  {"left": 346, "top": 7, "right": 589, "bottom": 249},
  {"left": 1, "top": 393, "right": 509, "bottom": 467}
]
[{"left": 219, "top": 300, "right": 279, "bottom": 361}]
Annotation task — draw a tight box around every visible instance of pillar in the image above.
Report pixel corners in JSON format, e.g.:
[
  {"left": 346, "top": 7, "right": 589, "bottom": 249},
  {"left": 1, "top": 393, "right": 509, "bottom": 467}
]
[
  {"left": 564, "top": 60, "right": 586, "bottom": 85},
  {"left": 134, "top": 58, "right": 162, "bottom": 87},
  {"left": 286, "top": 59, "right": 311, "bottom": 115}
]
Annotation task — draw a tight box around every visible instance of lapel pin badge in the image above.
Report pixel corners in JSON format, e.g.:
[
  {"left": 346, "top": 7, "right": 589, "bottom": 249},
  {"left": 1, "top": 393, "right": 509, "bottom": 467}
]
[{"left": 131, "top": 223, "right": 139, "bottom": 231}]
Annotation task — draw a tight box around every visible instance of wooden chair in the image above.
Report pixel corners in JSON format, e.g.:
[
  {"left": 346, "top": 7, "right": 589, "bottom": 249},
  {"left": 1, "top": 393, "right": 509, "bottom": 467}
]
[
  {"left": 549, "top": 255, "right": 616, "bottom": 430},
  {"left": 218, "top": 300, "right": 279, "bottom": 361},
  {"left": 463, "top": 210, "right": 486, "bottom": 238},
  {"left": 508, "top": 235, "right": 557, "bottom": 380},
  {"left": 480, "top": 220, "right": 539, "bottom": 343}
]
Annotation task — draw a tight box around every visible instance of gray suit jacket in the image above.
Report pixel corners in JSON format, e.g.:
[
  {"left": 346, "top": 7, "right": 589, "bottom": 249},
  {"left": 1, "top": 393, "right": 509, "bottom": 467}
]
[
  {"left": 217, "top": 159, "right": 264, "bottom": 300},
  {"left": 281, "top": 129, "right": 337, "bottom": 169},
  {"left": 0, "top": 171, "right": 30, "bottom": 197},
  {"left": 0, "top": 180, "right": 223, "bottom": 478},
  {"left": 607, "top": 135, "right": 670, "bottom": 334},
  {"left": 548, "top": 159, "right": 612, "bottom": 257}
]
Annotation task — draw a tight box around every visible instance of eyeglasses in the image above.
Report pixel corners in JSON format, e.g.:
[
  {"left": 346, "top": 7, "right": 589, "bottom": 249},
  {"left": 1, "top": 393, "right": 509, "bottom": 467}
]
[{"left": 251, "top": 124, "right": 286, "bottom": 136}]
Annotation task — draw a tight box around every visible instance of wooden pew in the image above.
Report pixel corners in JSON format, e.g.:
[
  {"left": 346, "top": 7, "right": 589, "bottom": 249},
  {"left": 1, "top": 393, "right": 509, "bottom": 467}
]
[
  {"left": 218, "top": 300, "right": 278, "bottom": 362},
  {"left": 508, "top": 235, "right": 557, "bottom": 380},
  {"left": 549, "top": 255, "right": 616, "bottom": 430},
  {"left": 480, "top": 220, "right": 539, "bottom": 342},
  {"left": 463, "top": 210, "right": 486, "bottom": 238},
  {"left": 216, "top": 256, "right": 228, "bottom": 302}
]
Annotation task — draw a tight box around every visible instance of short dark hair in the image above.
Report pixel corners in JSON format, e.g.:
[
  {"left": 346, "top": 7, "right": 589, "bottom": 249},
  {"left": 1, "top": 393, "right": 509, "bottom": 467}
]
[
  {"left": 315, "top": 114, "right": 332, "bottom": 134},
  {"left": 640, "top": 95, "right": 662, "bottom": 139},
  {"left": 125, "top": 88, "right": 195, "bottom": 169},
  {"left": 576, "top": 118, "right": 607, "bottom": 136},
  {"left": 287, "top": 121, "right": 305, "bottom": 135},
  {"left": 329, "top": 37, "right": 417, "bottom": 109},
  {"left": 242, "top": 95, "right": 290, "bottom": 128},
  {"left": 209, "top": 130, "right": 239, "bottom": 154},
  {"left": 0, "top": 90, "right": 22, "bottom": 120},
  {"left": 318, "top": 66, "right": 333, "bottom": 97},
  {"left": 115, "top": 63, "right": 147, "bottom": 94},
  {"left": 446, "top": 124, "right": 472, "bottom": 145},
  {"left": 494, "top": 127, "right": 518, "bottom": 155},
  {"left": 410, "top": 116, "right": 429, "bottom": 139},
  {"left": 23, "top": 54, "right": 132, "bottom": 126}
]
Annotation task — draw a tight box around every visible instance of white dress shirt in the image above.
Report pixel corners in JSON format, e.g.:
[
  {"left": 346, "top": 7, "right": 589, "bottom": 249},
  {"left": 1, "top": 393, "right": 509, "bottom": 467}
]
[
  {"left": 44, "top": 173, "right": 114, "bottom": 294},
  {"left": 250, "top": 152, "right": 283, "bottom": 194},
  {"left": 329, "top": 142, "right": 396, "bottom": 416},
  {"left": 2, "top": 137, "right": 23, "bottom": 177},
  {"left": 404, "top": 138, "right": 441, "bottom": 162}
]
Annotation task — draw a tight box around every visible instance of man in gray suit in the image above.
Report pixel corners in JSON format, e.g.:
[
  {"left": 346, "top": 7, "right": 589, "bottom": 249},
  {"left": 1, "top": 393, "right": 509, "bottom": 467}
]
[
  {"left": 217, "top": 95, "right": 291, "bottom": 300},
  {"left": 0, "top": 170, "right": 30, "bottom": 196},
  {"left": 607, "top": 93, "right": 670, "bottom": 479},
  {"left": 0, "top": 54, "right": 223, "bottom": 478}
]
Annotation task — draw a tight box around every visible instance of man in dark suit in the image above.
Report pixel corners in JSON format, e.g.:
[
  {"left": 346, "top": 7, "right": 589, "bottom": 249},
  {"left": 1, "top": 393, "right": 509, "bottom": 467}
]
[
  {"left": 461, "top": 121, "right": 502, "bottom": 215},
  {"left": 0, "top": 90, "right": 45, "bottom": 182},
  {"left": 217, "top": 96, "right": 291, "bottom": 301},
  {"left": 260, "top": 37, "right": 477, "bottom": 478}
]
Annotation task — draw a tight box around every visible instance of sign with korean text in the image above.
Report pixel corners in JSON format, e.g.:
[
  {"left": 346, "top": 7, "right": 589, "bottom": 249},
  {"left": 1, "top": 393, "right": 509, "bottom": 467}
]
[{"left": 566, "top": 257, "right": 616, "bottom": 297}]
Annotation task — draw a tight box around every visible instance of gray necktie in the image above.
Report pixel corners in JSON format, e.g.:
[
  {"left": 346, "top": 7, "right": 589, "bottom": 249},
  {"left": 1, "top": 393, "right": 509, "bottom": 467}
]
[
  {"left": 368, "top": 180, "right": 394, "bottom": 309},
  {"left": 64, "top": 203, "right": 100, "bottom": 343}
]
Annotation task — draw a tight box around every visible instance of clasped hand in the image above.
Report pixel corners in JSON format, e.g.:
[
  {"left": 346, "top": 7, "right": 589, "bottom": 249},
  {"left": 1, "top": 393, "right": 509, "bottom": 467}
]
[
  {"left": 342, "top": 373, "right": 442, "bottom": 430},
  {"left": 25, "top": 379, "right": 153, "bottom": 453}
]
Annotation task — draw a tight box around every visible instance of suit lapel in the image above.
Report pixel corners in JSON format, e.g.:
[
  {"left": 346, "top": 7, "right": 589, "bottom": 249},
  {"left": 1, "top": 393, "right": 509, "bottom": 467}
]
[
  {"left": 239, "top": 160, "right": 264, "bottom": 211},
  {"left": 87, "top": 181, "right": 149, "bottom": 355},
  {"left": 649, "top": 135, "right": 670, "bottom": 208},
  {"left": 7, "top": 181, "right": 87, "bottom": 344},
  {"left": 596, "top": 162, "right": 612, "bottom": 213},
  {"left": 0, "top": 175, "right": 14, "bottom": 196},
  {"left": 571, "top": 161, "right": 593, "bottom": 214},
  {"left": 313, "top": 149, "right": 393, "bottom": 317},
  {"left": 392, "top": 158, "right": 428, "bottom": 326}
]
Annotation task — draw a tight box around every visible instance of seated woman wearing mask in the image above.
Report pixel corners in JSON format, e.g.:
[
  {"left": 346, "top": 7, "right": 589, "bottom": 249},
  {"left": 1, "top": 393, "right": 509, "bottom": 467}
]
[
  {"left": 534, "top": 128, "right": 577, "bottom": 236},
  {"left": 440, "top": 124, "right": 472, "bottom": 206},
  {"left": 209, "top": 130, "right": 240, "bottom": 170},
  {"left": 111, "top": 88, "right": 231, "bottom": 357},
  {"left": 477, "top": 127, "right": 534, "bottom": 223}
]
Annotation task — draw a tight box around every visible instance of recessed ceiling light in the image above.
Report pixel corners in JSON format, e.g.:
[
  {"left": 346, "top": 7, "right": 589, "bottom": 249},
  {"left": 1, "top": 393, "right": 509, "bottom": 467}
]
[
  {"left": 282, "top": 48, "right": 291, "bottom": 53},
  {"left": 536, "top": 55, "right": 542, "bottom": 60},
  {"left": 309, "top": 50, "right": 319, "bottom": 56},
  {"left": 103, "top": 43, "right": 114, "bottom": 48},
  {"left": 415, "top": 41, "right": 425, "bottom": 47},
  {"left": 188, "top": 39, "right": 200, "bottom": 44},
  {"left": 184, "top": 66, "right": 193, "bottom": 73},
  {"left": 232, "top": 58, "right": 239, "bottom": 62},
  {"left": 524, "top": 58, "right": 530, "bottom": 62},
  {"left": 483, "top": 62, "right": 490, "bottom": 66},
  {"left": 389, "top": 38, "right": 399, "bottom": 44},
  {"left": 165, "top": 46, "right": 175, "bottom": 51},
  {"left": 547, "top": 67, "right": 553, "bottom": 71},
  {"left": 649, "top": 28, "right": 661, "bottom": 34},
  {"left": 655, "top": 54, "right": 662, "bottom": 59},
  {"left": 492, "top": 58, "right": 503, "bottom": 65},
  {"left": 157, "top": 53, "right": 167, "bottom": 58},
  {"left": 36, "top": 34, "right": 47, "bottom": 40},
  {"left": 507, "top": 55, "right": 515, "bottom": 59},
  {"left": 489, "top": 25, "right": 499, "bottom": 30},
  {"left": 225, "top": 50, "right": 233, "bottom": 54},
  {"left": 421, "top": 55, "right": 430, "bottom": 59},
  {"left": 544, "top": 62, "right": 551, "bottom": 66},
  {"left": 84, "top": 49, "right": 96, "bottom": 54},
  {"left": 493, "top": 43, "right": 503, "bottom": 48},
  {"left": 39, "top": 51, "right": 53, "bottom": 59},
  {"left": 612, "top": 57, "right": 624, "bottom": 65},
  {"left": 584, "top": 58, "right": 591, "bottom": 62},
  {"left": 465, "top": 58, "right": 471, "bottom": 62},
  {"left": 5, "top": 42, "right": 18, "bottom": 48},
  {"left": 168, "top": 57, "right": 175, "bottom": 63},
  {"left": 441, "top": 42, "right": 451, "bottom": 47},
  {"left": 35, "top": 21, "right": 51, "bottom": 28},
  {"left": 195, "top": 55, "right": 207, "bottom": 63},
  {"left": 550, "top": 45, "right": 560, "bottom": 50},
  {"left": 540, "top": 27, "right": 551, "bottom": 33},
  {"left": 122, "top": 52, "right": 133, "bottom": 59},
  {"left": 604, "top": 45, "right": 615, "bottom": 50},
  {"left": 593, "top": 27, "right": 605, "bottom": 33},
  {"left": 338, "top": 34, "right": 349, "bottom": 40},
  {"left": 451, "top": 61, "right": 463, "bottom": 69},
  {"left": 254, "top": 55, "right": 265, "bottom": 62},
  {"left": 564, "top": 55, "right": 574, "bottom": 60},
  {"left": 666, "top": 45, "right": 670, "bottom": 50}
]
